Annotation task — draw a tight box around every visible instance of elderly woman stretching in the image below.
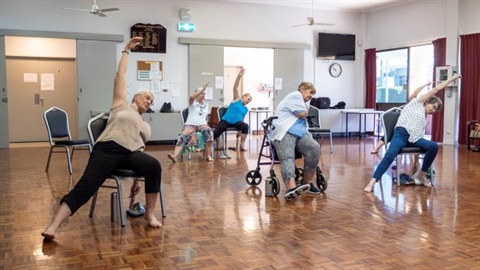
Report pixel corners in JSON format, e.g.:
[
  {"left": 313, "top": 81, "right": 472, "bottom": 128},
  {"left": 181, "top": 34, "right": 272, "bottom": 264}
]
[{"left": 364, "top": 74, "right": 461, "bottom": 192}]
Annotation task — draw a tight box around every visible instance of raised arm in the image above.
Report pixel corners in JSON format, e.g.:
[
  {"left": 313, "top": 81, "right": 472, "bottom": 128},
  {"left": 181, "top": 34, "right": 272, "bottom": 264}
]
[
  {"left": 189, "top": 82, "right": 209, "bottom": 105},
  {"left": 418, "top": 74, "right": 461, "bottom": 103},
  {"left": 408, "top": 82, "right": 432, "bottom": 101},
  {"left": 233, "top": 68, "right": 245, "bottom": 101},
  {"left": 111, "top": 37, "right": 143, "bottom": 109}
]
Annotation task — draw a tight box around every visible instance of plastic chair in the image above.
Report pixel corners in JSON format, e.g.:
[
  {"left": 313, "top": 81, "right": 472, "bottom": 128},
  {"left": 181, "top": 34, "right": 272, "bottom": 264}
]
[
  {"left": 43, "top": 106, "right": 92, "bottom": 175},
  {"left": 382, "top": 107, "right": 430, "bottom": 186},
  {"left": 87, "top": 113, "right": 166, "bottom": 227},
  {"left": 307, "top": 105, "right": 333, "bottom": 153}
]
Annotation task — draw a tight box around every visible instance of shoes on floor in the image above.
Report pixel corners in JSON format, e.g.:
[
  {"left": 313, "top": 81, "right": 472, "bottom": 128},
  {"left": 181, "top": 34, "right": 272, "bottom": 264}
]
[
  {"left": 307, "top": 183, "right": 321, "bottom": 195},
  {"left": 218, "top": 150, "right": 231, "bottom": 159},
  {"left": 284, "top": 184, "right": 310, "bottom": 201}
]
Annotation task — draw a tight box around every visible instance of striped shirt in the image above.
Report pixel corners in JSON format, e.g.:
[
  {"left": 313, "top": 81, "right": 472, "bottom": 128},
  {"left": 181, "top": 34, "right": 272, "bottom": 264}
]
[{"left": 395, "top": 97, "right": 426, "bottom": 143}]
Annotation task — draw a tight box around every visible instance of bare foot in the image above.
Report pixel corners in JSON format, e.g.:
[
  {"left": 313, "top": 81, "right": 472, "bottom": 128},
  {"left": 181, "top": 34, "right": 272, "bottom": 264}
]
[
  {"left": 167, "top": 154, "right": 177, "bottom": 163},
  {"left": 240, "top": 147, "right": 248, "bottom": 152},
  {"left": 144, "top": 214, "right": 162, "bottom": 228},
  {"left": 363, "top": 179, "right": 376, "bottom": 192},
  {"left": 206, "top": 157, "right": 214, "bottom": 162},
  {"left": 41, "top": 229, "right": 55, "bottom": 241},
  {"left": 422, "top": 178, "right": 432, "bottom": 187},
  {"left": 370, "top": 150, "right": 378, "bottom": 154}
]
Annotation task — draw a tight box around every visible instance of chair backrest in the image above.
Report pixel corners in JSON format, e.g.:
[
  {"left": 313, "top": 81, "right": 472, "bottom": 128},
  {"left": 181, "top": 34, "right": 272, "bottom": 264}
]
[
  {"left": 382, "top": 107, "right": 402, "bottom": 145},
  {"left": 180, "top": 108, "right": 188, "bottom": 125},
  {"left": 208, "top": 106, "right": 220, "bottom": 128},
  {"left": 217, "top": 106, "right": 228, "bottom": 121},
  {"left": 307, "top": 105, "right": 322, "bottom": 128},
  {"left": 87, "top": 113, "right": 109, "bottom": 144},
  {"left": 43, "top": 107, "right": 72, "bottom": 144}
]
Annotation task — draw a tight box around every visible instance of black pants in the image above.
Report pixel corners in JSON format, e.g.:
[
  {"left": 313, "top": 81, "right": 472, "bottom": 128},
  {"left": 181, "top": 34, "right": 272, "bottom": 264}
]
[
  {"left": 213, "top": 120, "right": 249, "bottom": 140},
  {"left": 62, "top": 141, "right": 162, "bottom": 215}
]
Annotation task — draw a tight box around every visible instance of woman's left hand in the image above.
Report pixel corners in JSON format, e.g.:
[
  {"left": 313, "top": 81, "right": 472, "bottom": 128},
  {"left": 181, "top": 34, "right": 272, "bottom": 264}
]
[
  {"left": 129, "top": 182, "right": 142, "bottom": 198},
  {"left": 125, "top": 36, "right": 143, "bottom": 51}
]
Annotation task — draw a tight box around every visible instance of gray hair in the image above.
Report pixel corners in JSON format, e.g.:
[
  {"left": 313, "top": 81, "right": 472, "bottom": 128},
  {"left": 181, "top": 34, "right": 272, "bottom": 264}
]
[{"left": 132, "top": 90, "right": 154, "bottom": 103}]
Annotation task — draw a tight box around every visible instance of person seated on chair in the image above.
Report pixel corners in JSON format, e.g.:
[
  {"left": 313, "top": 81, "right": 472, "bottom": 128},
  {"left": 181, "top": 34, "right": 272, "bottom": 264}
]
[
  {"left": 364, "top": 74, "right": 462, "bottom": 192},
  {"left": 167, "top": 83, "right": 214, "bottom": 162},
  {"left": 370, "top": 84, "right": 426, "bottom": 155},
  {"left": 213, "top": 68, "right": 252, "bottom": 151},
  {"left": 270, "top": 82, "right": 322, "bottom": 201},
  {"left": 42, "top": 37, "right": 163, "bottom": 241}
]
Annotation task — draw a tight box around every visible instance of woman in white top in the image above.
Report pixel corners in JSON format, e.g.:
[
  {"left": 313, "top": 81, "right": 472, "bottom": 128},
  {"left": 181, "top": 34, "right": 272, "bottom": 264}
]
[
  {"left": 364, "top": 74, "right": 461, "bottom": 192},
  {"left": 168, "top": 83, "right": 214, "bottom": 162}
]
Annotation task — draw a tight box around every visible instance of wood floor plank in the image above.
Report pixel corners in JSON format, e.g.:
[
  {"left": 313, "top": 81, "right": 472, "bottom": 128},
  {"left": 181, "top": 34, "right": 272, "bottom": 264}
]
[{"left": 0, "top": 137, "right": 479, "bottom": 269}]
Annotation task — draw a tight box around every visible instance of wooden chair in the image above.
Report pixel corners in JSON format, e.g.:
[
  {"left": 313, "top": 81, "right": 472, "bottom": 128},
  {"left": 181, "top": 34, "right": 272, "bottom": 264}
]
[{"left": 467, "top": 120, "right": 480, "bottom": 151}]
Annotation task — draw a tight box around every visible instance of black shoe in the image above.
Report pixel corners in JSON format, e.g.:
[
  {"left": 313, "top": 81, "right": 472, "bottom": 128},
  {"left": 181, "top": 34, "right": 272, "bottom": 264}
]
[
  {"left": 307, "top": 183, "right": 321, "bottom": 195},
  {"left": 284, "top": 184, "right": 310, "bottom": 201}
]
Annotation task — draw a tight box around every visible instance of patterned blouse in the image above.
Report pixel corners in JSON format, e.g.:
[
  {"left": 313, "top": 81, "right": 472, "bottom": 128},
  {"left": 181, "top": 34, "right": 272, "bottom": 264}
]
[{"left": 395, "top": 97, "right": 426, "bottom": 143}]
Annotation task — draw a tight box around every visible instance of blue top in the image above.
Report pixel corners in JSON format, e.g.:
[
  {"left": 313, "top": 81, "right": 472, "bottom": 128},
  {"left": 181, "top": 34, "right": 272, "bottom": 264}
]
[
  {"left": 222, "top": 99, "right": 248, "bottom": 124},
  {"left": 287, "top": 110, "right": 307, "bottom": 138}
]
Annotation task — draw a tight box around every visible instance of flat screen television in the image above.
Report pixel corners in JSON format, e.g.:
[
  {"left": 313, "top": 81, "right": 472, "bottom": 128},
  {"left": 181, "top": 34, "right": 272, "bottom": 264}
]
[{"left": 317, "top": 33, "right": 356, "bottom": 61}]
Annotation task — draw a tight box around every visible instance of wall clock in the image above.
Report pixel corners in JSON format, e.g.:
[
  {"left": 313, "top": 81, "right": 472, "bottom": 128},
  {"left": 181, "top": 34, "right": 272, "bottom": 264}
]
[{"left": 329, "top": 63, "right": 342, "bottom": 78}]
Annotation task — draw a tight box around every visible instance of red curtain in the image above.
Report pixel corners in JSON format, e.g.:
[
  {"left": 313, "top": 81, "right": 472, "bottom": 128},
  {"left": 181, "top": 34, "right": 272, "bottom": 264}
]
[
  {"left": 458, "top": 33, "right": 480, "bottom": 145},
  {"left": 365, "top": 48, "right": 377, "bottom": 109},
  {"left": 431, "top": 38, "right": 446, "bottom": 142}
]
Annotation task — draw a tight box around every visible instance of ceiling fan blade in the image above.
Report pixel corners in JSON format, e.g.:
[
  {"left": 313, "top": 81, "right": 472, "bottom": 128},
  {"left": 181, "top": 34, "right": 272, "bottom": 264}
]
[
  {"left": 291, "top": 23, "right": 308, "bottom": 28},
  {"left": 315, "top": 23, "right": 336, "bottom": 26},
  {"left": 62, "top": 8, "right": 90, "bottom": 12},
  {"left": 99, "top": 7, "right": 119, "bottom": 13},
  {"left": 97, "top": 12, "right": 107, "bottom": 17}
]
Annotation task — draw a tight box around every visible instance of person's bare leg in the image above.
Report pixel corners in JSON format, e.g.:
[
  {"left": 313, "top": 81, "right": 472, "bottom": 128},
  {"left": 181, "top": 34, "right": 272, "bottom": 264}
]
[
  {"left": 144, "top": 193, "right": 162, "bottom": 228},
  {"left": 205, "top": 141, "right": 214, "bottom": 161},
  {"left": 167, "top": 145, "right": 183, "bottom": 163},
  {"left": 408, "top": 155, "right": 420, "bottom": 176},
  {"left": 364, "top": 178, "right": 376, "bottom": 192},
  {"left": 41, "top": 202, "right": 72, "bottom": 240},
  {"left": 303, "top": 171, "right": 315, "bottom": 185},
  {"left": 370, "top": 140, "right": 384, "bottom": 154},
  {"left": 416, "top": 171, "right": 432, "bottom": 187},
  {"left": 240, "top": 134, "right": 248, "bottom": 151}
]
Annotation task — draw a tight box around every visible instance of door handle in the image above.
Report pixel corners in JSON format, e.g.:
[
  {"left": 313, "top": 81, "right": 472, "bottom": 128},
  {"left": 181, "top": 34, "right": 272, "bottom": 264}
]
[{"left": 40, "top": 96, "right": 44, "bottom": 105}]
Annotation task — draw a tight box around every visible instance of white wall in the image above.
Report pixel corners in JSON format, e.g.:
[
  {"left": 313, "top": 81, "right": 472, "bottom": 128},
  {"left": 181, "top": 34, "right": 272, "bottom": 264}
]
[{"left": 0, "top": 0, "right": 363, "bottom": 111}]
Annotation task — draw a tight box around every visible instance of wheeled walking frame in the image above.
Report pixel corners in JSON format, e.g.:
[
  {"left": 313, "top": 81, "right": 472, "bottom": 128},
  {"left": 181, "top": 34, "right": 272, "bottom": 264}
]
[{"left": 245, "top": 116, "right": 327, "bottom": 196}]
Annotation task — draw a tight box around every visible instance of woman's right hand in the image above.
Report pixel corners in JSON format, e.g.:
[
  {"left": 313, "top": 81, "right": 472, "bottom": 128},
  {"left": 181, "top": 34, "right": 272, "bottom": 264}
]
[{"left": 125, "top": 36, "right": 143, "bottom": 52}]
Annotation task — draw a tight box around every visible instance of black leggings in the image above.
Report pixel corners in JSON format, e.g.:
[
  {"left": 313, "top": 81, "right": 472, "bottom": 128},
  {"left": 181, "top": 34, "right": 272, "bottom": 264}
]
[
  {"left": 213, "top": 120, "right": 249, "bottom": 140},
  {"left": 61, "top": 141, "right": 161, "bottom": 215}
]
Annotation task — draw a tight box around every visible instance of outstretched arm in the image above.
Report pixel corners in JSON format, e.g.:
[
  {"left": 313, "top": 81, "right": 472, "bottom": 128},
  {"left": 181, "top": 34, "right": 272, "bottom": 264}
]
[
  {"left": 418, "top": 74, "right": 461, "bottom": 103},
  {"left": 189, "top": 82, "right": 209, "bottom": 105},
  {"left": 408, "top": 82, "right": 432, "bottom": 101},
  {"left": 233, "top": 68, "right": 245, "bottom": 101},
  {"left": 111, "top": 37, "right": 143, "bottom": 109}
]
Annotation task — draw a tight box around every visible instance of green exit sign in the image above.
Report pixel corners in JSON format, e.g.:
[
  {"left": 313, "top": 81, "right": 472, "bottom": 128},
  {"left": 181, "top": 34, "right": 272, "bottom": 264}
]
[{"left": 178, "top": 22, "right": 195, "bottom": 32}]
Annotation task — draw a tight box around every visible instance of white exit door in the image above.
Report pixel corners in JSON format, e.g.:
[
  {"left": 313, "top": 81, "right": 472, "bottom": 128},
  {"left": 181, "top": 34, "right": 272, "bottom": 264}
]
[{"left": 6, "top": 57, "right": 77, "bottom": 142}]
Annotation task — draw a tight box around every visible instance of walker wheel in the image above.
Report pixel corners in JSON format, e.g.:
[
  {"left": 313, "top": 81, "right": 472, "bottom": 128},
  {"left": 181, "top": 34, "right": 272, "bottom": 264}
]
[
  {"left": 271, "top": 176, "right": 281, "bottom": 196},
  {"left": 246, "top": 170, "right": 262, "bottom": 186},
  {"left": 316, "top": 167, "right": 327, "bottom": 192},
  {"left": 295, "top": 167, "right": 304, "bottom": 185}
]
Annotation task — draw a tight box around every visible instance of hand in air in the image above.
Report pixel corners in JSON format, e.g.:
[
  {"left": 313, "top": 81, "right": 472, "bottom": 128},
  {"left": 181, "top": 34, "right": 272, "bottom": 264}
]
[{"left": 126, "top": 36, "right": 143, "bottom": 51}]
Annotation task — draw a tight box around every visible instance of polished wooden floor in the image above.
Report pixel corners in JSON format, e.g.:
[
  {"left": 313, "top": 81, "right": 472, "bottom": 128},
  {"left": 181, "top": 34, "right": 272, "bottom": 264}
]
[{"left": 1, "top": 136, "right": 479, "bottom": 269}]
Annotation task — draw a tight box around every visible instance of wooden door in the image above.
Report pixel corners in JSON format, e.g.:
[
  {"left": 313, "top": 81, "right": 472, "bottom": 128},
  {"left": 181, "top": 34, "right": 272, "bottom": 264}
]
[{"left": 6, "top": 57, "right": 77, "bottom": 142}]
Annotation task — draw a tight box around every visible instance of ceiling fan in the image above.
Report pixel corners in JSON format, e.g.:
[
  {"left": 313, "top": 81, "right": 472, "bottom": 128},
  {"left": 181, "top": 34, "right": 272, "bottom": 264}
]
[
  {"left": 62, "top": 0, "right": 120, "bottom": 17},
  {"left": 291, "top": 0, "right": 335, "bottom": 27}
]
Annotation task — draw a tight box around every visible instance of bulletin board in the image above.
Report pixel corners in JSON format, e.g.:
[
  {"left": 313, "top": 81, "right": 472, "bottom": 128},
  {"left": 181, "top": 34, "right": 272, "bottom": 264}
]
[{"left": 137, "top": 61, "right": 163, "bottom": 81}]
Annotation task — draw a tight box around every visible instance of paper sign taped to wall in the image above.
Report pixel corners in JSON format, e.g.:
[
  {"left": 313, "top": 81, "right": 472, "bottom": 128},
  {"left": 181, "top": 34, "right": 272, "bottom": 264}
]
[
  {"left": 274, "top": 78, "right": 282, "bottom": 90},
  {"left": 24, "top": 73, "right": 37, "bottom": 83},
  {"left": 41, "top": 73, "right": 54, "bottom": 91}
]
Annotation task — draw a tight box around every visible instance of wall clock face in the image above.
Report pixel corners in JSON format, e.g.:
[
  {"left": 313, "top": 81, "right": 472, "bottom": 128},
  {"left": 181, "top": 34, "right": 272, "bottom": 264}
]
[{"left": 329, "top": 63, "right": 342, "bottom": 78}]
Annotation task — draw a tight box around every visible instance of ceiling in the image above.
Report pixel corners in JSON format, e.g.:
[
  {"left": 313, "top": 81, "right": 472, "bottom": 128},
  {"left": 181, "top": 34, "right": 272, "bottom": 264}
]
[{"left": 213, "top": 0, "right": 408, "bottom": 12}]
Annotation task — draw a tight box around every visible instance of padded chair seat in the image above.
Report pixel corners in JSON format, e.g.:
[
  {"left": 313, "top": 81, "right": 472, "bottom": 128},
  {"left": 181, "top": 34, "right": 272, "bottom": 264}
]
[
  {"left": 308, "top": 128, "right": 331, "bottom": 133},
  {"left": 398, "top": 147, "right": 427, "bottom": 154},
  {"left": 111, "top": 169, "right": 141, "bottom": 177},
  {"left": 54, "top": 139, "right": 91, "bottom": 146}
]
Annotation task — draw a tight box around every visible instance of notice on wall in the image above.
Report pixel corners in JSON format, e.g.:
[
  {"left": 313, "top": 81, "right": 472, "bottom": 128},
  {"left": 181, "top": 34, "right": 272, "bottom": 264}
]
[
  {"left": 41, "top": 73, "right": 54, "bottom": 91},
  {"left": 205, "top": 87, "right": 213, "bottom": 100},
  {"left": 24, "top": 73, "right": 38, "bottom": 83},
  {"left": 274, "top": 78, "right": 283, "bottom": 90}
]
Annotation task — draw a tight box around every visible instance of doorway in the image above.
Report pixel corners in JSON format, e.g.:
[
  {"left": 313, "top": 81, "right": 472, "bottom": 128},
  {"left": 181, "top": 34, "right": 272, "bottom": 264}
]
[{"left": 6, "top": 57, "right": 77, "bottom": 142}]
